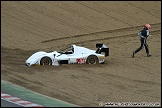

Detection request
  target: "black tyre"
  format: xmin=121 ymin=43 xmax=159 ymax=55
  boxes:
xmin=86 ymin=55 xmax=99 ymax=64
xmin=40 ymin=57 xmax=52 ymax=65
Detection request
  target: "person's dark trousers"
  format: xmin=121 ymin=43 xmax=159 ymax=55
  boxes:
xmin=134 ymin=38 xmax=149 ymax=54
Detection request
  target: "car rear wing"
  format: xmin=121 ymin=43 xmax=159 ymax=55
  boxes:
xmin=96 ymin=44 xmax=109 ymax=57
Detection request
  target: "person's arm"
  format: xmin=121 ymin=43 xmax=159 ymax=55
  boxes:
xmin=146 ymin=30 xmax=151 ymax=37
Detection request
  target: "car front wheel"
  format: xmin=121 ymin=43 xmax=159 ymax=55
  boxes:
xmin=40 ymin=57 xmax=52 ymax=65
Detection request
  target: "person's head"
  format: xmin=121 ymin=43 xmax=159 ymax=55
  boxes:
xmin=144 ymin=24 xmax=151 ymax=30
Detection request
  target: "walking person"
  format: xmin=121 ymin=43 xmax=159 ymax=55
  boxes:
xmin=132 ymin=24 xmax=152 ymax=57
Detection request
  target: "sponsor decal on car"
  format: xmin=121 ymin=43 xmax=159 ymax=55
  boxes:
xmin=76 ymin=58 xmax=86 ymax=64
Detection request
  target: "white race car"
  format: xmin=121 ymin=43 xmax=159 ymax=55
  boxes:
xmin=25 ymin=44 xmax=109 ymax=67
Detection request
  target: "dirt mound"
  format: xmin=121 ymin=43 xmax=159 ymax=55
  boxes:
xmin=1 ymin=1 xmax=161 ymax=107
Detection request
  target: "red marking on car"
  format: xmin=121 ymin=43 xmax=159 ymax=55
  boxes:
xmin=76 ymin=58 xmax=86 ymax=64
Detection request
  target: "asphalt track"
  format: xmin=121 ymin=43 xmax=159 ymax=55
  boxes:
xmin=1 ymin=80 xmax=79 ymax=107
xmin=1 ymin=99 xmax=22 ymax=107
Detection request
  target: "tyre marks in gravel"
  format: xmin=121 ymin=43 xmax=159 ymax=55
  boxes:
xmin=42 ymin=23 xmax=161 ymax=48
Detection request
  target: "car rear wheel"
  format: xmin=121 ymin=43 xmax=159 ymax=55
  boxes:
xmin=86 ymin=55 xmax=99 ymax=64
xmin=40 ymin=57 xmax=52 ymax=65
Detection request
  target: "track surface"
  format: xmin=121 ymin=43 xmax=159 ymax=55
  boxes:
xmin=1 ymin=99 xmax=22 ymax=107
xmin=1 ymin=1 xmax=161 ymax=107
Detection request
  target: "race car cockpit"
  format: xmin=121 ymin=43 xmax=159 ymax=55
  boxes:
xmin=58 ymin=45 xmax=74 ymax=54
